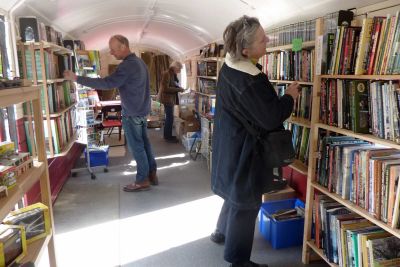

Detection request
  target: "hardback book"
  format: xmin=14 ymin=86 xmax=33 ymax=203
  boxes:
xmin=19 ymin=17 xmax=40 ymax=42
xmin=349 ymin=80 xmax=370 ymax=133
xmin=367 ymin=235 xmax=400 ymax=266
xmin=359 ymin=230 xmax=390 ymax=267
xmin=347 ymin=226 xmax=381 ymax=267
xmin=354 ymin=18 xmax=374 ymax=75
xmin=339 ymin=221 xmax=372 ymax=267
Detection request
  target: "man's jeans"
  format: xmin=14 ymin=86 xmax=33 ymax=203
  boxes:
xmin=122 ymin=116 xmax=157 ymax=182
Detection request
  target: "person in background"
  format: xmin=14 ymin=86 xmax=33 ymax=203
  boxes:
xmin=158 ymin=61 xmax=185 ymax=143
xmin=210 ymin=16 xmax=300 ymax=267
xmin=64 ymin=34 xmax=158 ymax=192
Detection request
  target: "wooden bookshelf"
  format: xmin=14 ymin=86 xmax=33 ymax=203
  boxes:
xmin=290 ymin=159 xmax=308 ymax=175
xmin=19 ymin=40 xmax=76 ymax=157
xmin=302 ymin=17 xmax=324 ymax=265
xmin=21 ymin=234 xmax=53 ymax=265
xmin=315 ymin=123 xmax=400 ymax=150
xmin=302 ymin=7 xmax=400 ymax=266
xmin=306 ymin=240 xmax=339 ymax=267
xmin=0 ymin=85 xmax=40 ymax=107
xmin=312 ymin=182 xmax=400 ymax=237
xmin=0 ymin=162 xmax=45 ymax=220
xmin=192 ymin=90 xmax=216 ymax=97
xmin=194 ymin=54 xmax=223 ymax=171
xmin=266 ymin=40 xmax=315 ymax=53
xmin=0 ymin=85 xmax=57 ymax=266
xmin=320 ymin=74 xmax=400 ymax=80
xmin=24 ymin=41 xmax=72 ymax=55
xmin=270 ymin=80 xmax=314 ymax=86
xmin=197 ymin=75 xmax=217 ymax=80
xmin=264 ymin=33 xmax=314 ymax=177
xmin=38 ymin=78 xmax=66 ymax=84
xmin=49 ymin=103 xmax=76 ymax=118
xmin=53 ymin=132 xmax=78 ymax=158
xmin=197 ymin=57 xmax=224 ymax=61
xmin=286 ymin=117 xmax=311 ymax=128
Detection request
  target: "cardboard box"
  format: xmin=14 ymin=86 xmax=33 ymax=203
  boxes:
xmin=174 ymin=117 xmax=185 ymax=140
xmin=173 ymin=105 xmax=180 ymax=118
xmin=183 ymin=118 xmax=200 ymax=133
xmin=179 ymin=104 xmax=195 ymax=120
xmin=262 ymin=185 xmax=296 ymax=202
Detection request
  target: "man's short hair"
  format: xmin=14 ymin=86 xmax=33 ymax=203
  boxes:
xmin=110 ymin=35 xmax=129 ymax=47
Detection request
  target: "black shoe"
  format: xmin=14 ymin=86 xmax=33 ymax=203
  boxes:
xmin=229 ymin=261 xmax=268 ymax=267
xmin=210 ymin=230 xmax=225 ymax=244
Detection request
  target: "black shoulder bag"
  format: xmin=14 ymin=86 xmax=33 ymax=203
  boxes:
xmin=232 ymin=109 xmax=295 ymax=168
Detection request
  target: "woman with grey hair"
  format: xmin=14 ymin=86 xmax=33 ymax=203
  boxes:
xmin=158 ymin=61 xmax=184 ymax=142
xmin=210 ymin=16 xmax=300 ymax=267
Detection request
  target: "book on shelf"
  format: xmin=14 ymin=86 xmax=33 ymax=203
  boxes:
xmin=314 ymin=132 xmax=400 ymax=229
xmin=19 ymin=17 xmax=40 ymax=42
xmin=263 ymin=49 xmax=314 ymax=82
xmin=24 ymin=109 xmax=75 ymax=155
xmin=265 ymin=19 xmax=316 ymax=47
xmin=323 ymin=11 xmax=400 ymax=75
xmin=286 ymin=124 xmax=310 ymax=165
xmin=323 ymin=10 xmax=354 ymax=34
xmin=367 ymin=236 xmax=400 ymax=266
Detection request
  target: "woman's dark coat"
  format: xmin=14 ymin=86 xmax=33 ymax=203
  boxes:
xmin=211 ymin=54 xmax=294 ymax=209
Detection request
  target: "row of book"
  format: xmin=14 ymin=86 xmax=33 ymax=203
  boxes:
xmin=316 ymin=135 xmax=400 ymax=228
xmin=314 ymin=194 xmax=400 ymax=266
xmin=277 ymin=85 xmax=312 ymax=121
xmin=195 ymin=94 xmax=216 ymax=117
xmin=197 ymin=78 xmax=216 ymax=94
xmin=262 ymin=49 xmax=315 ymax=82
xmin=199 ymin=43 xmax=224 ymax=58
xmin=197 ymin=61 xmax=217 ymax=77
xmin=19 ymin=49 xmax=72 ymax=80
xmin=320 ymin=79 xmax=400 ymax=142
xmin=24 ymin=108 xmax=76 ymax=155
xmin=76 ymin=50 xmax=101 ymax=74
xmin=19 ymin=17 xmax=63 ymax=45
xmin=286 ymin=123 xmax=310 ymax=164
xmin=324 ymin=12 xmax=400 ymax=75
xmin=40 ymin=81 xmax=76 ymax=114
xmin=265 ymin=19 xmax=316 ymax=47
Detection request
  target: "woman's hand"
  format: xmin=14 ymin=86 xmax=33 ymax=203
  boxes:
xmin=285 ymin=82 xmax=301 ymax=100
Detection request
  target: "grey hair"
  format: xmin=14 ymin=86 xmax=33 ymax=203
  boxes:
xmin=170 ymin=61 xmax=183 ymax=69
xmin=223 ymin=15 xmax=261 ymax=60
xmin=110 ymin=34 xmax=129 ymax=47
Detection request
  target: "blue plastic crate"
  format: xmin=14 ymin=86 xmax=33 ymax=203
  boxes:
xmin=259 ymin=198 xmax=305 ymax=249
xmin=84 ymin=147 xmax=109 ymax=167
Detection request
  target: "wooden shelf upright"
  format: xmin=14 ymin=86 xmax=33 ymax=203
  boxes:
xmin=0 ymin=86 xmax=57 ymax=266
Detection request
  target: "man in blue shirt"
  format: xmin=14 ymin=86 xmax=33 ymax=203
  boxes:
xmin=64 ymin=35 xmax=158 ymax=192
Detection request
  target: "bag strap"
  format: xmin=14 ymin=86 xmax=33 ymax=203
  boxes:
xmin=231 ymin=108 xmax=261 ymax=139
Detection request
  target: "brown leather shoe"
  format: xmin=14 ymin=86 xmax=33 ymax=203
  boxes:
xmin=123 ymin=180 xmax=150 ymax=192
xmin=149 ymin=170 xmax=159 ymax=185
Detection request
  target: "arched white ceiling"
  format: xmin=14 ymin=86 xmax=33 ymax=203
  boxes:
xmin=2 ymin=0 xmax=388 ymax=59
